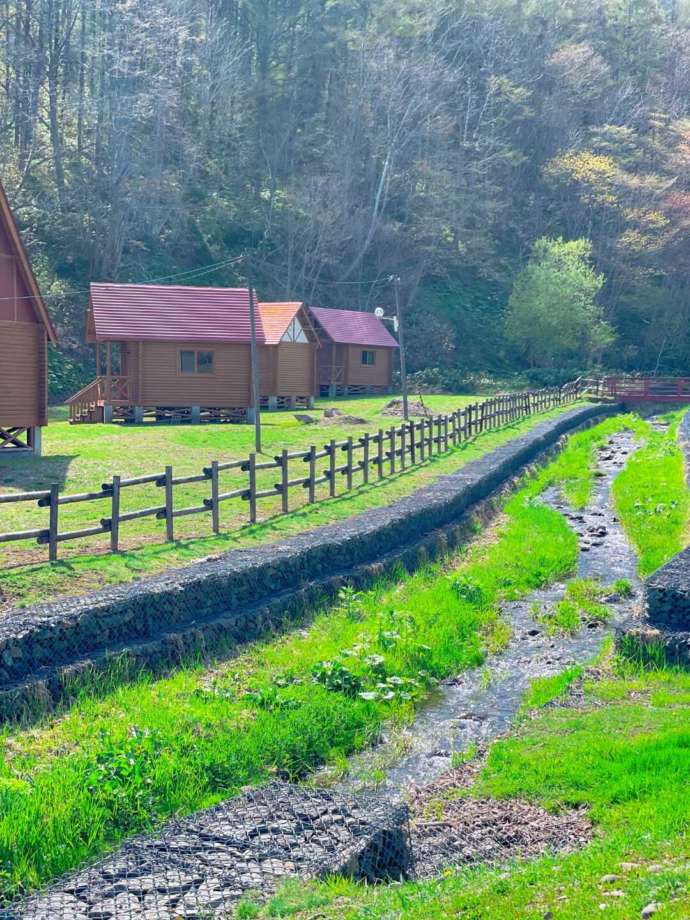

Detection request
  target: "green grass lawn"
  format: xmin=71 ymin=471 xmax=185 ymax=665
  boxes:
xmin=251 ymin=659 xmax=690 ymax=920
xmin=0 ymin=411 xmax=616 ymax=899
xmin=0 ymin=396 xmax=584 ymax=608
xmin=612 ymin=411 xmax=690 ymax=576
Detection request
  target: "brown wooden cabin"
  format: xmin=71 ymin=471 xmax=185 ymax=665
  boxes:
xmin=257 ymin=302 xmax=320 ymax=408
xmin=67 ymin=284 xmax=319 ymax=423
xmin=0 ymin=181 xmax=57 ymax=455
xmin=309 ymin=306 xmax=398 ymax=397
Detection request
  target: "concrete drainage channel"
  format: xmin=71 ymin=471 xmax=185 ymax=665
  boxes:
xmin=2 ymin=404 xmax=637 ymax=920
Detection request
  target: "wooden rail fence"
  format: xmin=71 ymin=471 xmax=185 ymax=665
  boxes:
xmin=0 ymin=383 xmax=585 ymax=563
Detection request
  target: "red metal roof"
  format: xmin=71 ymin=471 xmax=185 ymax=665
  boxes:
xmin=258 ymin=302 xmax=304 ymax=345
xmin=308 ymin=306 xmax=398 ymax=348
xmin=89 ymin=283 xmax=264 ymax=343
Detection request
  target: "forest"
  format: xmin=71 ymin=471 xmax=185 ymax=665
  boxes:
xmin=1 ymin=0 xmax=690 ymax=395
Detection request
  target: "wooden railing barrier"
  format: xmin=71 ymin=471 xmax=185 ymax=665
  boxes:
xmin=0 ymin=381 xmax=585 ymax=562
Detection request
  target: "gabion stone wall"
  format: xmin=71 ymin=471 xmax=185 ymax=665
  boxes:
xmin=6 ymin=784 xmax=410 ymax=920
xmin=646 ymin=547 xmax=690 ymax=630
xmin=0 ymin=403 xmax=618 ymax=721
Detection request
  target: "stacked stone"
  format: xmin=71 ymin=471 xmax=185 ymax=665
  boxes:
xmin=9 ymin=785 xmax=409 ymax=920
xmin=0 ymin=403 xmax=618 ymax=721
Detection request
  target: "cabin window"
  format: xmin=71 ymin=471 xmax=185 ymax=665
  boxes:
xmin=281 ymin=316 xmax=309 ymax=343
xmin=180 ymin=350 xmax=214 ymax=374
xmin=361 ymin=350 xmax=377 ymax=366
xmin=197 ymin=351 xmax=214 ymax=374
xmin=180 ymin=350 xmax=196 ymax=374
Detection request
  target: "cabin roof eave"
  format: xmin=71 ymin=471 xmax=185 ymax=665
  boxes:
xmin=0 ymin=181 xmax=57 ymax=344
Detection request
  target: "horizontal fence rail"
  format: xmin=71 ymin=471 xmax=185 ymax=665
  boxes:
xmin=0 ymin=382 xmax=585 ymax=563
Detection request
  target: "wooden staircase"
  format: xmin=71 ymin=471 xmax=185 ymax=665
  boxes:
xmin=66 ymin=376 xmax=132 ymax=423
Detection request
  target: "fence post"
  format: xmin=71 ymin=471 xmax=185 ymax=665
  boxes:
xmin=443 ymin=415 xmax=449 ymax=451
xmin=110 ymin=474 xmax=121 ymax=551
xmin=362 ymin=433 xmax=370 ymax=484
xmin=48 ymin=482 xmax=59 ymax=562
xmin=419 ymin=420 xmax=426 ymax=461
xmin=346 ymin=437 xmax=354 ymax=490
xmin=281 ymin=449 xmax=290 ymax=511
xmin=164 ymin=465 xmax=174 ymax=541
xmin=248 ymin=453 xmax=258 ymax=523
xmin=377 ymin=429 xmax=384 ymax=479
xmin=211 ymin=461 xmax=220 ymax=533
xmin=308 ymin=444 xmax=316 ymax=503
xmin=468 ymin=404 xmax=474 ymax=439
xmin=410 ymin=420 xmax=417 ymax=464
xmin=400 ymin=424 xmax=407 ymax=470
xmin=426 ymin=418 xmax=433 ymax=456
xmin=389 ymin=426 xmax=396 ymax=474
xmin=328 ymin=440 xmax=336 ymax=498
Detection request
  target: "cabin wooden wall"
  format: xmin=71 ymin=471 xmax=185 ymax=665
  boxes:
xmin=316 ymin=343 xmax=345 ymax=386
xmin=0 ymin=214 xmax=47 ymax=427
xmin=258 ymin=346 xmax=275 ymax=396
xmin=345 ymin=345 xmax=393 ymax=388
xmin=138 ymin=341 xmax=252 ymax=407
xmin=273 ymin=343 xmax=315 ymax=395
xmin=0 ymin=321 xmax=46 ymax=426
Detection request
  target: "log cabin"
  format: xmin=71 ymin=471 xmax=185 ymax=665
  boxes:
xmin=68 ymin=284 xmax=319 ymax=423
xmin=309 ymin=306 xmax=398 ymax=396
xmin=0 ymin=181 xmax=57 ymax=455
xmin=257 ymin=302 xmax=319 ymax=408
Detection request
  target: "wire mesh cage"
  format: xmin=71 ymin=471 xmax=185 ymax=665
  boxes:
xmin=3 ymin=783 xmax=411 ymax=919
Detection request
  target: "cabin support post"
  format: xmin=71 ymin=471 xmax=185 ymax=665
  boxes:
xmin=191 ymin=405 xmax=201 ymax=424
xmin=29 ymin=426 xmax=43 ymax=457
xmin=103 ymin=404 xmax=113 ymax=424
xmin=307 ymin=396 xmax=315 ymax=409
xmin=134 ymin=406 xmax=144 ymax=424
xmin=328 ymin=384 xmax=336 ymax=398
xmin=268 ymin=396 xmax=278 ymax=411
xmin=246 ymin=407 xmax=256 ymax=424
xmin=287 ymin=396 xmax=296 ymax=409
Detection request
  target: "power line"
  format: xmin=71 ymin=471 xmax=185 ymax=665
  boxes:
xmin=0 ymin=253 xmax=247 ymax=303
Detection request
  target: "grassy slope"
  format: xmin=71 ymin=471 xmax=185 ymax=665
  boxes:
xmin=0 ymin=413 xmax=632 ymax=899
xmin=0 ymin=399 xmax=582 ymax=608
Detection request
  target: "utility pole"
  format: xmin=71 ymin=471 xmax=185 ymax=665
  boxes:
xmin=247 ymin=276 xmax=262 ymax=453
xmin=394 ymin=275 xmax=409 ymax=421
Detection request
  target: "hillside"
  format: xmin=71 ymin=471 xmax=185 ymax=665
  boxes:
xmin=2 ymin=1 xmax=690 ymax=394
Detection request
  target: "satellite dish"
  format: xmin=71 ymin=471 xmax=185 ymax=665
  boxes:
xmin=374 ymin=307 xmax=385 ymax=318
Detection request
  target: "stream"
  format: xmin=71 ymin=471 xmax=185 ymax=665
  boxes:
xmin=335 ymin=427 xmax=643 ymax=799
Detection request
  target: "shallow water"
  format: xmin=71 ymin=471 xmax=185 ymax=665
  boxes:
xmin=336 ymin=429 xmax=642 ymax=798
